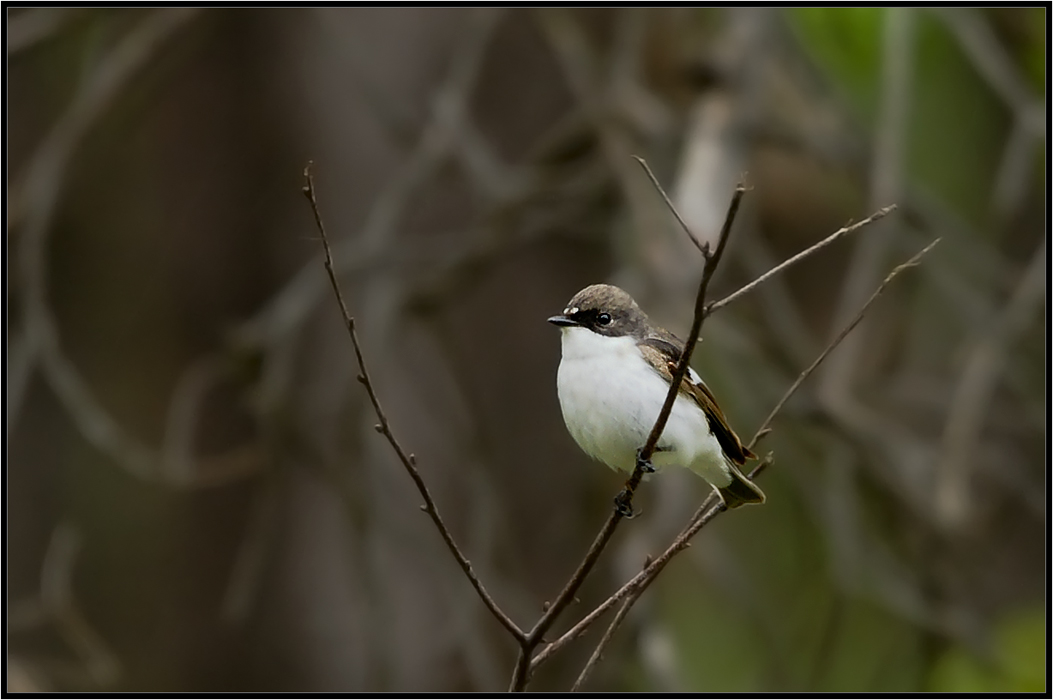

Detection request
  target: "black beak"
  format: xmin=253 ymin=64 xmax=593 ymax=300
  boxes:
xmin=547 ymin=314 xmax=578 ymax=327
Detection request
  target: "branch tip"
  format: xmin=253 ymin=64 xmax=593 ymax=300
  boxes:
xmin=706 ymin=202 xmax=900 ymax=317
xmin=632 ymin=155 xmax=708 ymax=255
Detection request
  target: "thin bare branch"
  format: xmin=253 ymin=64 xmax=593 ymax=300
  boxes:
xmin=641 ymin=180 xmax=745 ymax=458
xmin=751 ymin=238 xmax=941 ymax=445
xmin=530 ymin=481 xmax=734 ymax=669
xmin=570 ymin=594 xmax=635 ymax=691
xmin=508 ymin=513 xmax=621 ymax=688
xmin=706 ymin=205 xmax=897 ymax=317
xmin=302 ymin=164 xmax=525 ymax=643
xmin=632 ymin=155 xmax=707 ymax=254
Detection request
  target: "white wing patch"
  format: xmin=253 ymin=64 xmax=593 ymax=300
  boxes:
xmin=687 ymin=366 xmax=712 ymax=393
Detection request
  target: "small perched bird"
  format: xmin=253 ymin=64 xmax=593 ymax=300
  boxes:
xmin=548 ymin=284 xmax=765 ymax=509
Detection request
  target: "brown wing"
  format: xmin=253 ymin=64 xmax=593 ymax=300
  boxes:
xmin=638 ymin=340 xmax=755 ymax=465
xmin=687 ymin=378 xmax=755 ymax=464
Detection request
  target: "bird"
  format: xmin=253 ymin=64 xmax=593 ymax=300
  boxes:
xmin=548 ymin=283 xmax=765 ymax=510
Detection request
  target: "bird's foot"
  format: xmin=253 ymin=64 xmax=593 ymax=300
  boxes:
xmin=635 ymin=448 xmax=656 ymax=474
xmin=614 ymin=489 xmax=637 ymax=518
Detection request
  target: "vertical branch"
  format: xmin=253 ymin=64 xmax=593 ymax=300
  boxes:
xmin=639 ymin=170 xmax=746 ymax=461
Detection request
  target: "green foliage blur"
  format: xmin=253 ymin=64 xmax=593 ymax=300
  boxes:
xmin=929 ymin=608 xmax=1046 ymax=692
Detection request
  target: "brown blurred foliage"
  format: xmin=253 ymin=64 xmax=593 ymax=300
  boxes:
xmin=6 ymin=7 xmax=1046 ymax=693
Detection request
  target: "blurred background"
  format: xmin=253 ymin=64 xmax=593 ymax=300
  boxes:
xmin=6 ymin=7 xmax=1046 ymax=693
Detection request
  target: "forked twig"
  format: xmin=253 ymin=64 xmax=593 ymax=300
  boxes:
xmin=632 ymin=155 xmax=708 ymax=254
xmin=530 ymin=458 xmax=758 ymax=671
xmin=705 ymin=206 xmax=898 ymax=317
xmin=302 ymin=164 xmax=525 ymax=643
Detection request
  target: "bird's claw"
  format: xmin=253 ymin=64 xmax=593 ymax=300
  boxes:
xmin=635 ymin=448 xmax=656 ymax=474
xmin=614 ymin=490 xmax=638 ymax=518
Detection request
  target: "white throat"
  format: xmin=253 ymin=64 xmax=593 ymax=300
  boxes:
xmin=558 ymin=326 xmax=638 ymax=360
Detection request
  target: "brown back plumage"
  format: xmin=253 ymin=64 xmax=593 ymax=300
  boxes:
xmin=637 ymin=336 xmax=755 ymax=465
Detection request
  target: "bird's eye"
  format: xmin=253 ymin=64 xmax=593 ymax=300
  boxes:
xmin=597 ymin=313 xmax=612 ymax=326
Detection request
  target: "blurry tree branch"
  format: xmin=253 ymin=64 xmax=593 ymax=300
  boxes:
xmin=934 ymin=9 xmax=1045 ymax=221
xmin=8 ymin=524 xmax=121 ymax=688
xmin=235 ymin=8 xmax=504 ymax=401
xmin=817 ymin=8 xmax=914 ymax=420
xmin=6 ymin=7 xmax=82 ymax=55
xmin=12 ymin=7 xmax=259 ymax=489
xmin=935 ymin=237 xmax=1045 ymax=530
xmin=536 ymin=8 xmax=670 ymax=260
xmin=935 ymin=8 xmax=1045 ymax=131
xmin=7 ymin=330 xmax=35 ymax=434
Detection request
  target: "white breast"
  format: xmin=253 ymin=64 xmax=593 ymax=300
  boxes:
xmin=555 ymin=327 xmax=731 ymax=487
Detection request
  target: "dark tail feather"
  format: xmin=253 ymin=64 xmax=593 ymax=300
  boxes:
xmin=717 ymin=464 xmax=765 ymax=508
